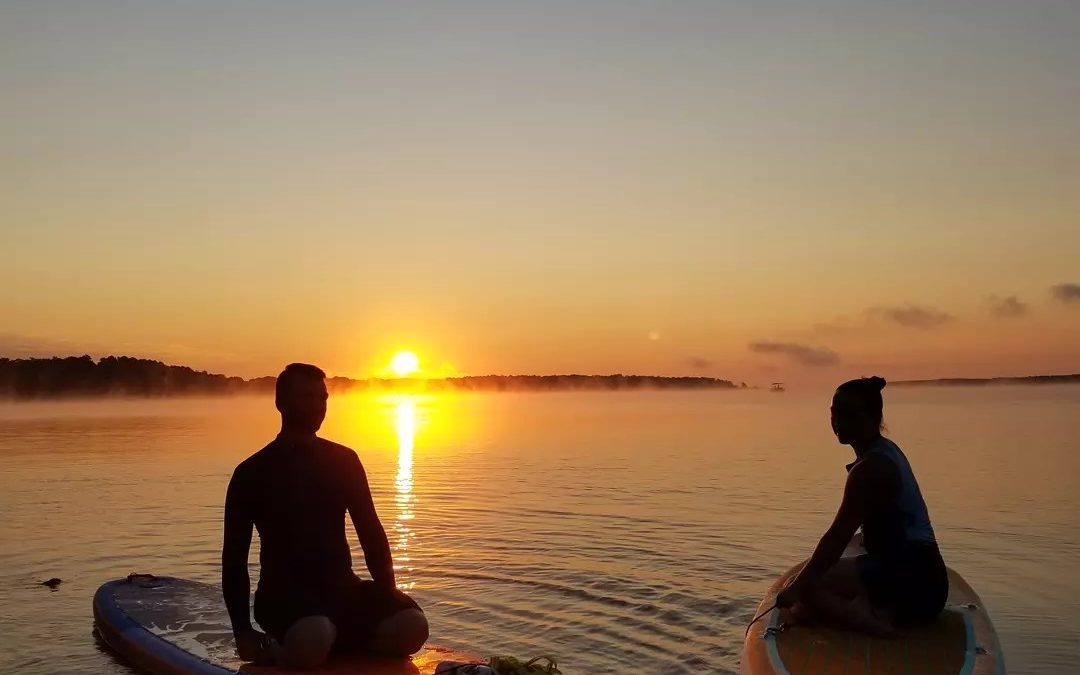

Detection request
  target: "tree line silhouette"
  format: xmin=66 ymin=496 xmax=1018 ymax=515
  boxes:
xmin=0 ymin=356 xmax=743 ymax=399
xmin=0 ymin=356 xmax=246 ymax=398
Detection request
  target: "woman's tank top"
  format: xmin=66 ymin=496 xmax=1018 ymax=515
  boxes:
xmin=850 ymin=436 xmax=936 ymax=556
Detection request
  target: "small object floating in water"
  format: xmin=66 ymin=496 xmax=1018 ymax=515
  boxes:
xmin=740 ymin=540 xmax=1006 ymax=674
xmin=94 ymin=574 xmax=480 ymax=674
xmin=41 ymin=577 xmax=63 ymax=589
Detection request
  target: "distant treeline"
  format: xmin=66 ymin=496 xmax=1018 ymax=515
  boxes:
xmin=327 ymin=374 xmax=742 ymax=393
xmin=0 ymin=356 xmax=742 ymax=399
xmin=0 ymin=356 xmax=247 ymax=398
xmin=893 ymin=374 xmax=1080 ymax=387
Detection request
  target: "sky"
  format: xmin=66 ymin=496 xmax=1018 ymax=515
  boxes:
xmin=2 ymin=1 xmax=1079 ymax=384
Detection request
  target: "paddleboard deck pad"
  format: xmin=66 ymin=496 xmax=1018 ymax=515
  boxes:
xmin=94 ymin=574 xmax=478 ymax=674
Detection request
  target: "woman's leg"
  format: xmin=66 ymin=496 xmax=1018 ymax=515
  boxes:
xmin=797 ymin=557 xmax=895 ymax=636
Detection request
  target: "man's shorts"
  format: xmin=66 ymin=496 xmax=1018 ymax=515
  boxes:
xmin=254 ymin=575 xmax=421 ymax=650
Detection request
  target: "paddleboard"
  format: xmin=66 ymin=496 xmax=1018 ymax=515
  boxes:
xmin=741 ymin=544 xmax=1005 ymax=675
xmin=94 ymin=574 xmax=479 ymax=675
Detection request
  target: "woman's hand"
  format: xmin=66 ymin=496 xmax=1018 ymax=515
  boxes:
xmin=776 ymin=585 xmax=801 ymax=609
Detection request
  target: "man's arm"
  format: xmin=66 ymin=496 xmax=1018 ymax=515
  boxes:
xmin=344 ymin=452 xmax=396 ymax=589
xmin=222 ymin=466 xmax=255 ymax=635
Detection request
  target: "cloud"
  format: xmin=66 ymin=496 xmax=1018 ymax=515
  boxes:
xmin=988 ymin=295 xmax=1028 ymax=318
xmin=685 ymin=356 xmax=714 ymax=370
xmin=748 ymin=341 xmax=840 ymax=367
xmin=812 ymin=304 xmax=954 ymax=336
xmin=1051 ymin=283 xmax=1080 ymax=304
xmin=811 ymin=315 xmax=866 ymax=337
xmin=0 ymin=333 xmax=84 ymax=358
xmin=870 ymin=305 xmax=954 ymax=329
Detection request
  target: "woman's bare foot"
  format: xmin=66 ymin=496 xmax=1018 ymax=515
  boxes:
xmin=792 ymin=601 xmax=817 ymax=625
xmin=778 ymin=606 xmax=796 ymax=626
xmin=845 ymin=596 xmax=896 ymax=637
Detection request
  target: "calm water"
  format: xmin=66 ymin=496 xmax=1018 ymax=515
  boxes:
xmin=1 ymin=387 xmax=1078 ymax=674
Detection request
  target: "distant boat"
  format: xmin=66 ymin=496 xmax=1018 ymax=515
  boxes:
xmin=770 ymin=382 xmax=786 ymax=393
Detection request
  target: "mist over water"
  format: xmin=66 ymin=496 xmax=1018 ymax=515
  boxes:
xmin=1 ymin=387 xmax=1078 ymax=673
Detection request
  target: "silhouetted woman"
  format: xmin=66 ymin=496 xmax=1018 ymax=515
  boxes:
xmin=776 ymin=377 xmax=948 ymax=635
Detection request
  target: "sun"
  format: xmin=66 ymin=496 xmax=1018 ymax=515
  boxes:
xmin=389 ymin=351 xmax=421 ymax=378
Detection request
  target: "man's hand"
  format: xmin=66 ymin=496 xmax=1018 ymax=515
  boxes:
xmin=235 ymin=627 xmax=277 ymax=663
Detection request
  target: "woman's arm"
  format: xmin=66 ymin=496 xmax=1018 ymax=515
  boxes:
xmin=781 ymin=455 xmax=892 ymax=602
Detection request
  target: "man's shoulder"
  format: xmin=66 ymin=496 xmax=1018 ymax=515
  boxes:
xmin=315 ymin=437 xmax=360 ymax=463
xmin=231 ymin=440 xmax=280 ymax=476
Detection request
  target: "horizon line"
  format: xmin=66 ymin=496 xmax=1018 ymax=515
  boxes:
xmin=2 ymin=354 xmax=1080 ymax=389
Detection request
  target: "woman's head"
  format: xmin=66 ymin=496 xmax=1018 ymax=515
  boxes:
xmin=831 ymin=376 xmax=887 ymax=445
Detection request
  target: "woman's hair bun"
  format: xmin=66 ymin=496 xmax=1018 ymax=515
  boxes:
xmin=867 ymin=376 xmax=887 ymax=391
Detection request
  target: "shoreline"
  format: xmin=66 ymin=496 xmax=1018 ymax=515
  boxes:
xmin=893 ymin=374 xmax=1080 ymax=387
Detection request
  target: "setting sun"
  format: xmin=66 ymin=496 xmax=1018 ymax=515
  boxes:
xmin=389 ymin=351 xmax=420 ymax=378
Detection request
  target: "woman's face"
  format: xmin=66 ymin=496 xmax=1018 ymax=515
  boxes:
xmin=830 ymin=390 xmax=870 ymax=445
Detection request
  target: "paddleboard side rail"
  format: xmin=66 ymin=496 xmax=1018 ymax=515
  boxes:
xmin=761 ymin=607 xmax=792 ymax=675
xmin=93 ymin=576 xmax=238 ymax=675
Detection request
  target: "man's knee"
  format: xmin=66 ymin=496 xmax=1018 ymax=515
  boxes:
xmin=282 ymin=615 xmax=337 ymax=669
xmin=374 ymin=608 xmax=429 ymax=656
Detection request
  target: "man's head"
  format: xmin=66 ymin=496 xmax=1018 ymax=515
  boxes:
xmin=275 ymin=363 xmax=328 ymax=434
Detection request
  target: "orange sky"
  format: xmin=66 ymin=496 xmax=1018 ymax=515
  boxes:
xmin=3 ymin=2 xmax=1079 ymax=385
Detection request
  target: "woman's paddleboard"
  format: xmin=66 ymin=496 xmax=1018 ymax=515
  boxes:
xmin=94 ymin=574 xmax=479 ymax=675
xmin=741 ymin=545 xmax=1005 ymax=675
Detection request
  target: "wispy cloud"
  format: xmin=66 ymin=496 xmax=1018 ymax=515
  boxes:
xmin=988 ymin=295 xmax=1028 ymax=318
xmin=1051 ymin=283 xmax=1080 ymax=304
xmin=811 ymin=315 xmax=866 ymax=337
xmin=0 ymin=333 xmax=84 ymax=358
xmin=685 ymin=356 xmax=714 ymax=370
xmin=812 ymin=304 xmax=956 ymax=336
xmin=748 ymin=341 xmax=840 ymax=367
xmin=869 ymin=305 xmax=954 ymax=329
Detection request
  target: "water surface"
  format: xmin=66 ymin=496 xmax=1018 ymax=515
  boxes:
xmin=1 ymin=387 xmax=1077 ymax=673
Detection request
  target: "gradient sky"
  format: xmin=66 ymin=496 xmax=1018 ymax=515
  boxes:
xmin=3 ymin=1 xmax=1079 ymax=384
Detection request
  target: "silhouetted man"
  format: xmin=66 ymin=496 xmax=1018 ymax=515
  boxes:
xmin=222 ymin=363 xmax=428 ymax=668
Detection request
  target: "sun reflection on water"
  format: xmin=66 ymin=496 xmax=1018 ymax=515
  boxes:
xmin=393 ymin=395 xmax=417 ymax=589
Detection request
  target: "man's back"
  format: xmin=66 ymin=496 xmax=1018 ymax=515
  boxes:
xmin=227 ymin=437 xmax=359 ymax=596
xmin=222 ymin=364 xmax=425 ymax=666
